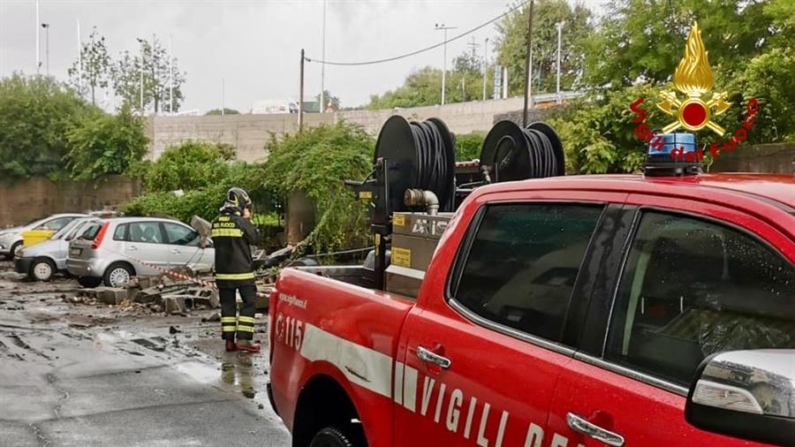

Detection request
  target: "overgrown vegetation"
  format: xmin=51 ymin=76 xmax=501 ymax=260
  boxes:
xmin=0 ymin=74 xmax=149 ymax=182
xmin=261 ymin=121 xmax=374 ymax=254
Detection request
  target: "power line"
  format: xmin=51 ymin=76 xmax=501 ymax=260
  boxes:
xmin=304 ymin=0 xmax=530 ymax=67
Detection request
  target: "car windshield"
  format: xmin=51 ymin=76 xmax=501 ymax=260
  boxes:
xmin=52 ymin=219 xmax=83 ymax=240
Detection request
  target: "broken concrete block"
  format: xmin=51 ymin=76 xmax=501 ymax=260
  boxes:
xmin=163 ymin=296 xmax=186 ymax=314
xmin=98 ymin=287 xmax=127 ymax=305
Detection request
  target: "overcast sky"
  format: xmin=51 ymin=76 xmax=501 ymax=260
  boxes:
xmin=0 ymin=0 xmax=608 ymax=113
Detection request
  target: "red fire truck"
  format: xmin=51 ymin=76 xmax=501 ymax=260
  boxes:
xmin=267 ymin=118 xmax=795 ymax=447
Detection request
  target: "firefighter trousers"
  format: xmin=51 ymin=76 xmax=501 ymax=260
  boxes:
xmin=219 ymin=284 xmax=257 ymax=341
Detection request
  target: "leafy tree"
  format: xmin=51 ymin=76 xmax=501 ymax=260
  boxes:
xmin=205 ymin=108 xmax=240 ymax=115
xmin=495 ymin=0 xmax=593 ymax=96
xmin=67 ymin=28 xmax=111 ymax=106
xmin=0 ymin=74 xmax=99 ymax=181
xmin=65 ymin=105 xmax=149 ymax=181
xmin=141 ymin=141 xmax=235 ymax=193
xmin=368 ymin=60 xmax=493 ymax=109
xmin=584 ymin=0 xmax=772 ymax=89
xmin=112 ymin=35 xmax=186 ymax=113
xmin=262 ymin=121 xmax=374 ymax=253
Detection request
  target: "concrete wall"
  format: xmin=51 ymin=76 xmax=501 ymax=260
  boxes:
xmin=146 ymin=97 xmax=529 ymax=162
xmin=148 ymin=113 xmax=333 ymax=162
xmin=709 ymin=143 xmax=795 ymax=174
xmin=0 ymin=176 xmax=142 ymax=228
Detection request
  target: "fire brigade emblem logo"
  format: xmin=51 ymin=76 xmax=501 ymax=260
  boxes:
xmin=656 ymin=21 xmax=731 ymax=136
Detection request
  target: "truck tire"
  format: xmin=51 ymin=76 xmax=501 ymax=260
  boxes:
xmin=309 ymin=427 xmax=359 ymax=447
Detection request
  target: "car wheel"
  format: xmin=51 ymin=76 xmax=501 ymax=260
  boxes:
xmin=30 ymin=258 xmax=56 ymax=282
xmin=103 ymin=263 xmax=134 ymax=288
xmin=309 ymin=427 xmax=361 ymax=447
xmin=77 ymin=276 xmax=102 ymax=288
xmin=10 ymin=241 xmax=22 ymax=259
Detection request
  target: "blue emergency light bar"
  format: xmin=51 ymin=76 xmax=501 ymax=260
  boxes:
xmin=643 ymin=131 xmax=702 ymax=176
xmin=650 ymin=132 xmax=697 ymax=157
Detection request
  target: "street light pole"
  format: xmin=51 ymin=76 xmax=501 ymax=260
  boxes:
xmin=522 ymin=0 xmax=535 ymax=127
xmin=136 ymin=38 xmax=145 ymax=114
xmin=435 ymin=23 xmax=456 ymax=106
xmin=41 ymin=23 xmax=50 ymax=76
xmin=482 ymin=37 xmax=489 ymax=101
xmin=556 ymin=21 xmax=565 ymax=104
xmin=320 ymin=0 xmax=327 ymax=113
xmin=35 ymin=0 xmax=40 ymax=74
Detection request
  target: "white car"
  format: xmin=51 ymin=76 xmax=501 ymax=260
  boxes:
xmin=14 ymin=217 xmax=99 ymax=281
xmin=0 ymin=213 xmax=87 ymax=260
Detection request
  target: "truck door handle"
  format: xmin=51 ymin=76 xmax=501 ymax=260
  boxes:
xmin=416 ymin=346 xmax=451 ymax=369
xmin=566 ymin=412 xmax=625 ymax=447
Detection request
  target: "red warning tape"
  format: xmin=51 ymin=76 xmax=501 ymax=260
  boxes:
xmin=126 ymin=256 xmax=271 ymax=298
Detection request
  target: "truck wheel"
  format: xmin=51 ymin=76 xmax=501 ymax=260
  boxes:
xmin=30 ymin=258 xmax=56 ymax=281
xmin=309 ymin=427 xmax=359 ymax=447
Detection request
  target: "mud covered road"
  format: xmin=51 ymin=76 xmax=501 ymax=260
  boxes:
xmin=0 ymin=260 xmax=290 ymax=447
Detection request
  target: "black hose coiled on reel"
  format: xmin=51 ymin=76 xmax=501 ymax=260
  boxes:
xmin=480 ymin=120 xmax=565 ymax=182
xmin=374 ymin=116 xmax=456 ymax=213
xmin=412 ymin=120 xmax=453 ymax=208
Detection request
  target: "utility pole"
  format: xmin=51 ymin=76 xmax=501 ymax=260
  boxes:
xmin=299 ymin=49 xmax=305 ymax=132
xmin=41 ymin=23 xmax=50 ymax=75
xmin=435 ymin=23 xmax=456 ymax=106
xmin=522 ymin=0 xmax=535 ymax=127
xmin=482 ymin=37 xmax=489 ymax=101
xmin=35 ymin=0 xmax=40 ymax=74
xmin=221 ymin=78 xmax=225 ymax=116
xmin=556 ymin=21 xmax=565 ymax=104
xmin=169 ymin=34 xmax=174 ymax=114
xmin=467 ymin=36 xmax=479 ymax=58
xmin=320 ymin=0 xmax=327 ymax=113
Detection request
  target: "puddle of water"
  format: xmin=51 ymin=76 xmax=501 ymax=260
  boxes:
xmin=173 ymin=360 xmax=221 ymax=384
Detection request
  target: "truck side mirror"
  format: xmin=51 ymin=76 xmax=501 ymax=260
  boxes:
xmin=685 ymin=350 xmax=795 ymax=447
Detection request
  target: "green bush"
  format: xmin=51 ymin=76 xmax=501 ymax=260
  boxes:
xmin=262 ymin=121 xmax=374 ymax=254
xmin=141 ymin=140 xmax=236 ymax=193
xmin=455 ymin=132 xmax=485 ymax=161
xmin=122 ymin=161 xmax=271 ymax=223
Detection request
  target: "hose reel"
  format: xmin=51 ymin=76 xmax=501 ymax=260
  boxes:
xmin=346 ymin=116 xmax=566 ymax=232
xmin=479 ymin=120 xmax=565 ymax=183
xmin=373 ymin=115 xmax=457 ymax=214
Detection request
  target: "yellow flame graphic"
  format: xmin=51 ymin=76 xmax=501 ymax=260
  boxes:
xmin=673 ymin=22 xmax=714 ymax=96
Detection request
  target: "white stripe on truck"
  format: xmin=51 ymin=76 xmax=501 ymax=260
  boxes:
xmin=300 ymin=323 xmax=394 ymax=398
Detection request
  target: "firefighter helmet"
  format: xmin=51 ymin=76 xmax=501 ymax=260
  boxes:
xmin=222 ymin=187 xmax=252 ymax=213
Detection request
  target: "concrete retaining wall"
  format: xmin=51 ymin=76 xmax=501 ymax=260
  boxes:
xmin=0 ymin=176 xmax=142 ymax=228
xmin=147 ymin=97 xmax=530 ymax=162
xmin=709 ymin=143 xmax=795 ymax=174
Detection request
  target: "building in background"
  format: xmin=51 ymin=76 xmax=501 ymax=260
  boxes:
xmin=250 ymin=98 xmax=321 ymax=114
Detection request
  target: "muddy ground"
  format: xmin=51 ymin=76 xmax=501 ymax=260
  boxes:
xmin=0 ymin=259 xmax=290 ymax=447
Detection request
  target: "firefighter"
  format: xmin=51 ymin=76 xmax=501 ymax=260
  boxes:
xmin=212 ymin=187 xmax=261 ymax=353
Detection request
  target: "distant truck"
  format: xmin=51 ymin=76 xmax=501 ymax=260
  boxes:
xmin=266 ymin=119 xmax=795 ymax=447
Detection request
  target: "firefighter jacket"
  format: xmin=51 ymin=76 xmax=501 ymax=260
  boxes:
xmin=211 ymin=212 xmax=260 ymax=286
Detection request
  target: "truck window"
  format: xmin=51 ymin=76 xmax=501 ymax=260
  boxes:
xmin=451 ymin=203 xmax=604 ymax=343
xmin=606 ymin=211 xmax=795 ymax=387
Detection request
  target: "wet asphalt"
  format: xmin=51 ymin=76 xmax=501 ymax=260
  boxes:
xmin=0 ymin=261 xmax=291 ymax=447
